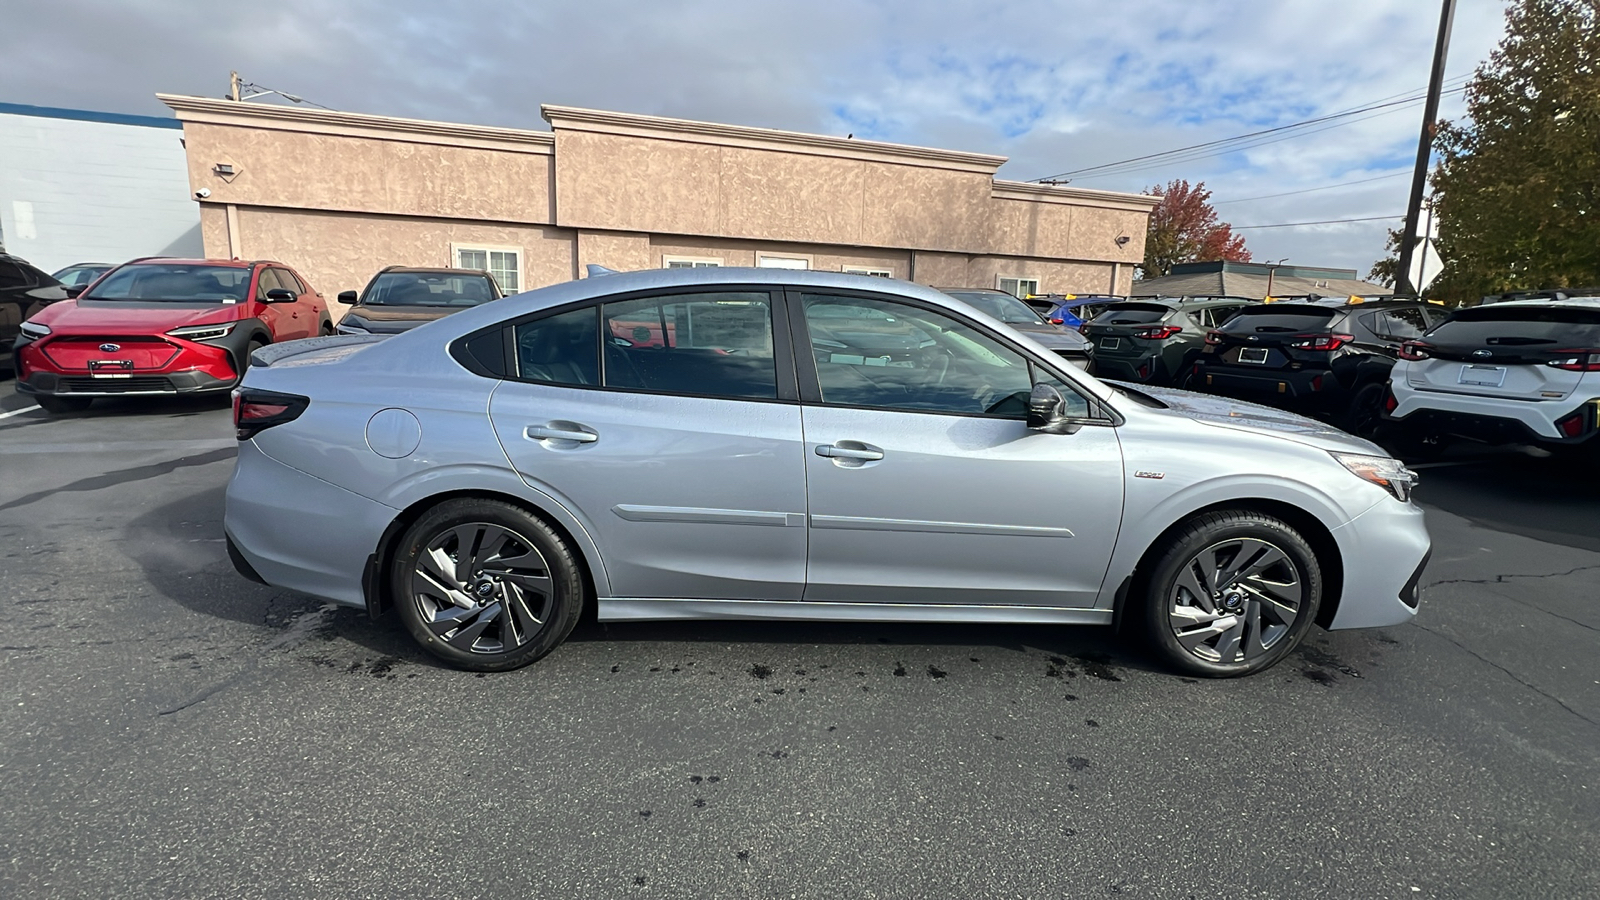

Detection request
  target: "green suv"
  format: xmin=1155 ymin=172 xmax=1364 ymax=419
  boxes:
xmin=1079 ymin=297 xmax=1251 ymax=386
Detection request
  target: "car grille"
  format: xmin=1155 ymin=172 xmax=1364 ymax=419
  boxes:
xmin=58 ymin=377 xmax=175 ymax=394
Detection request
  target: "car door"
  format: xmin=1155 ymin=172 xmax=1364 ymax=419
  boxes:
xmin=487 ymin=289 xmax=809 ymax=601
xmin=792 ymin=291 xmax=1125 ymax=608
xmin=268 ymin=267 xmax=315 ymax=339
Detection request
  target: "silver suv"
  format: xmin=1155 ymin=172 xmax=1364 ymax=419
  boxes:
xmin=1384 ymin=298 xmax=1600 ymax=455
xmin=223 ymin=268 xmax=1429 ymax=678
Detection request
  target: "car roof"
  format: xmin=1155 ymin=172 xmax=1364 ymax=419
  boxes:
xmin=378 ymin=267 xmax=495 ymax=276
xmin=122 ymin=257 xmax=262 ymax=268
xmin=1487 ymin=297 xmax=1600 ymax=310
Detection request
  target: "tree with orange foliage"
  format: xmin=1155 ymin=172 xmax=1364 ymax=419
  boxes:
xmin=1140 ymin=179 xmax=1251 ymax=279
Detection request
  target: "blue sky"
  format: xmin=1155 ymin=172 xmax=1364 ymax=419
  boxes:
xmin=0 ymin=0 xmax=1513 ymax=276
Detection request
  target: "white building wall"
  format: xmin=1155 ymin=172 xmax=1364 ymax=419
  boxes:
xmin=0 ymin=108 xmax=202 ymax=274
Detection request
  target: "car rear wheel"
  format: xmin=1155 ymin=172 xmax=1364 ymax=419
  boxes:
xmin=35 ymin=395 xmax=92 ymax=414
xmin=1139 ymin=511 xmax=1321 ymax=677
xmin=1343 ymin=382 xmax=1386 ymax=438
xmin=390 ymin=498 xmax=583 ymax=672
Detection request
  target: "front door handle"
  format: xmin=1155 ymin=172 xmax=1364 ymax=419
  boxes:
xmin=815 ymin=442 xmax=884 ymax=461
xmin=527 ymin=424 xmax=598 ymax=443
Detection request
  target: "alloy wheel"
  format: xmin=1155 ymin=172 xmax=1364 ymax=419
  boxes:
xmin=1167 ymin=537 xmax=1306 ymax=665
xmin=409 ymin=522 xmax=554 ymax=655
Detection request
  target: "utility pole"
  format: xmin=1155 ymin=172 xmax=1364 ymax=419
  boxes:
xmin=1395 ymin=0 xmax=1457 ymax=297
xmin=229 ymin=71 xmax=241 ymax=102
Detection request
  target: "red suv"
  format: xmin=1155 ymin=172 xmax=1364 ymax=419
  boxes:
xmin=13 ymin=258 xmax=331 ymax=413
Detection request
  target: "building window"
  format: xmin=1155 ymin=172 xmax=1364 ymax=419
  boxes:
xmin=842 ymin=266 xmax=893 ymax=278
xmin=663 ymin=256 xmax=723 ymax=269
xmin=757 ymin=254 xmax=810 ymax=270
xmin=453 ymin=244 xmax=522 ymax=293
xmin=998 ymin=276 xmax=1040 ymax=298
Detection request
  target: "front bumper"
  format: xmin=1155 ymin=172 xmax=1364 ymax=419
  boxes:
xmin=17 ymin=368 xmax=237 ymax=396
xmin=1326 ymin=497 xmax=1430 ymax=629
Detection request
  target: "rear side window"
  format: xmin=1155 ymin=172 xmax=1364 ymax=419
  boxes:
xmin=514 ymin=306 xmax=600 ymax=386
xmin=0 ymin=261 xmax=33 ymax=289
xmin=1093 ymin=304 xmax=1173 ymax=325
xmin=601 ymin=292 xmax=777 ymax=399
xmin=1428 ymin=306 xmax=1600 ymax=346
xmin=1219 ymin=306 xmax=1341 ymax=334
xmin=1363 ymin=308 xmax=1427 ymax=340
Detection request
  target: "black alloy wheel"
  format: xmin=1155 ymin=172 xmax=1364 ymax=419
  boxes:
xmin=391 ymin=498 xmax=583 ymax=672
xmin=1343 ymin=382 xmax=1387 ymax=439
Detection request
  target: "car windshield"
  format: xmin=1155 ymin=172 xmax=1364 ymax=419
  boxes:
xmin=947 ymin=291 xmax=1046 ymax=324
xmin=1427 ymin=306 xmax=1600 ymax=346
xmin=81 ymin=264 xmax=252 ymax=302
xmin=1092 ymin=303 xmax=1174 ymax=325
xmin=362 ymin=272 xmax=497 ymax=307
xmin=1219 ymin=306 xmax=1342 ymax=333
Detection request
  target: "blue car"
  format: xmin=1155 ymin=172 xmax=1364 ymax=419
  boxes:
xmin=1038 ymin=295 xmax=1121 ymax=329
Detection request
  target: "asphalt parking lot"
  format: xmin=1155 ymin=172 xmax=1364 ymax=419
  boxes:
xmin=1 ymin=385 xmax=1596 ymax=899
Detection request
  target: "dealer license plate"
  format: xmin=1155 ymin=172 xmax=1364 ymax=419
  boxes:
xmin=1238 ymin=348 xmax=1269 ymax=365
xmin=1099 ymin=337 xmax=1121 ymax=350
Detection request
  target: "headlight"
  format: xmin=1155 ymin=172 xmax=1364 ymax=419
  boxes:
xmin=336 ymin=322 xmax=369 ymax=335
xmin=1332 ymin=452 xmax=1418 ymax=502
xmin=19 ymin=321 xmax=51 ymax=340
xmin=166 ymin=323 xmax=237 ymax=341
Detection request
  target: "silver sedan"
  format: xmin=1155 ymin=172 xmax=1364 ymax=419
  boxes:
xmin=224 ymin=268 xmax=1429 ymax=677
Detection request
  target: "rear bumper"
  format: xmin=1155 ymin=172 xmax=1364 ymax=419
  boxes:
xmin=224 ymin=441 xmax=397 ymax=609
xmin=1326 ymin=498 xmax=1430 ymax=629
xmin=1196 ymin=363 xmax=1348 ymax=405
xmin=1389 ymin=384 xmax=1598 ymax=444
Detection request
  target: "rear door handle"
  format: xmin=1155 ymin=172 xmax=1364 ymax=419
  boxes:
xmin=526 ymin=424 xmax=598 ymax=443
xmin=815 ymin=442 xmax=884 ymax=461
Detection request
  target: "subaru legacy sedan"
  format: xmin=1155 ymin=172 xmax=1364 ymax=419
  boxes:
xmin=224 ymin=269 xmax=1428 ymax=678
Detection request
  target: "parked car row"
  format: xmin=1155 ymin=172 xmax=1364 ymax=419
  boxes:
xmin=9 ymin=257 xmax=503 ymax=413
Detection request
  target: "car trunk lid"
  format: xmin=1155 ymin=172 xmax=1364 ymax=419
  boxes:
xmin=1403 ymin=305 xmax=1600 ymax=401
xmin=1205 ymin=305 xmax=1348 ymax=371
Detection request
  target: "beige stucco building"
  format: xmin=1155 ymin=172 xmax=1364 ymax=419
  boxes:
xmin=157 ymin=94 xmax=1156 ymax=311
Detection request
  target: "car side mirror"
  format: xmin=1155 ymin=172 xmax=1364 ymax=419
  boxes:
xmin=264 ymin=288 xmax=297 ymax=302
xmin=1028 ymin=383 xmax=1087 ymax=434
xmin=337 ymin=290 xmax=358 ymax=304
xmin=63 ymin=284 xmax=87 ymax=299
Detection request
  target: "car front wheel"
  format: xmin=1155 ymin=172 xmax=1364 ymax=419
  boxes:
xmin=390 ymin=498 xmax=584 ymax=672
xmin=1140 ymin=511 xmax=1322 ymax=677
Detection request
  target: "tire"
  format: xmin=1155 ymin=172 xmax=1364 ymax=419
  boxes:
xmin=1139 ymin=510 xmax=1322 ymax=677
xmin=1342 ymin=382 xmax=1386 ymax=439
xmin=390 ymin=498 xmax=584 ymax=672
xmin=319 ymin=321 xmax=334 ymax=336
xmin=35 ymin=394 xmax=92 ymax=414
xmin=238 ymin=339 xmax=268 ymax=377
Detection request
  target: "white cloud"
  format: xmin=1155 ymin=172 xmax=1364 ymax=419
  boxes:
xmin=0 ymin=0 xmax=1512 ymax=275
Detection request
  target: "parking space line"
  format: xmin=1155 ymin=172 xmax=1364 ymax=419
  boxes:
xmin=0 ymin=405 xmax=41 ymax=420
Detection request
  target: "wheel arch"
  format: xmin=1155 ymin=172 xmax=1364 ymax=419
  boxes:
xmin=363 ymin=488 xmax=603 ymax=620
xmin=1114 ymin=497 xmax=1346 ymax=631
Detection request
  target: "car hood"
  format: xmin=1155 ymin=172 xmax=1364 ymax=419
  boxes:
xmin=1124 ymin=383 xmax=1387 ymax=456
xmin=1005 ymin=321 xmax=1092 ymax=350
xmin=28 ymin=299 xmax=242 ymax=332
xmin=342 ymin=304 xmax=460 ymax=334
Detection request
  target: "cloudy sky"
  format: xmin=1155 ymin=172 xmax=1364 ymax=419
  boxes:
xmin=1 ymin=0 xmax=1512 ymax=276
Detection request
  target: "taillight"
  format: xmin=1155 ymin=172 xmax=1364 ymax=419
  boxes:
xmin=233 ymin=388 xmax=310 ymax=440
xmin=1547 ymin=350 xmax=1600 ymax=372
xmin=1398 ymin=341 xmax=1432 ymax=361
xmin=1204 ymin=330 xmax=1225 ymax=346
xmin=1050 ymin=318 xmax=1064 ymax=325
xmin=1289 ymin=333 xmax=1354 ymax=351
xmin=1134 ymin=325 xmax=1183 ymax=340
xmin=1384 ymin=389 xmax=1398 ymax=413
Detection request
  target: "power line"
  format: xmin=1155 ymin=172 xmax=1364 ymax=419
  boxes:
xmin=1232 ymin=215 xmax=1400 ymax=229
xmin=1214 ymin=171 xmax=1411 ymax=205
xmin=1028 ymin=77 xmax=1469 ymax=183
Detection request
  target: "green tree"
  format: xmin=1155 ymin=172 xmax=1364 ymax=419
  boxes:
xmin=1419 ymin=0 xmax=1600 ymax=302
xmin=1139 ymin=179 xmax=1251 ymax=279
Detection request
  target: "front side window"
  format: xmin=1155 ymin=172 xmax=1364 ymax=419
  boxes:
xmin=802 ymin=293 xmax=1071 ymax=418
xmin=274 ymin=269 xmax=303 ymax=294
xmin=601 ymin=292 xmax=777 ymax=399
xmin=84 ymin=263 xmax=253 ymax=303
